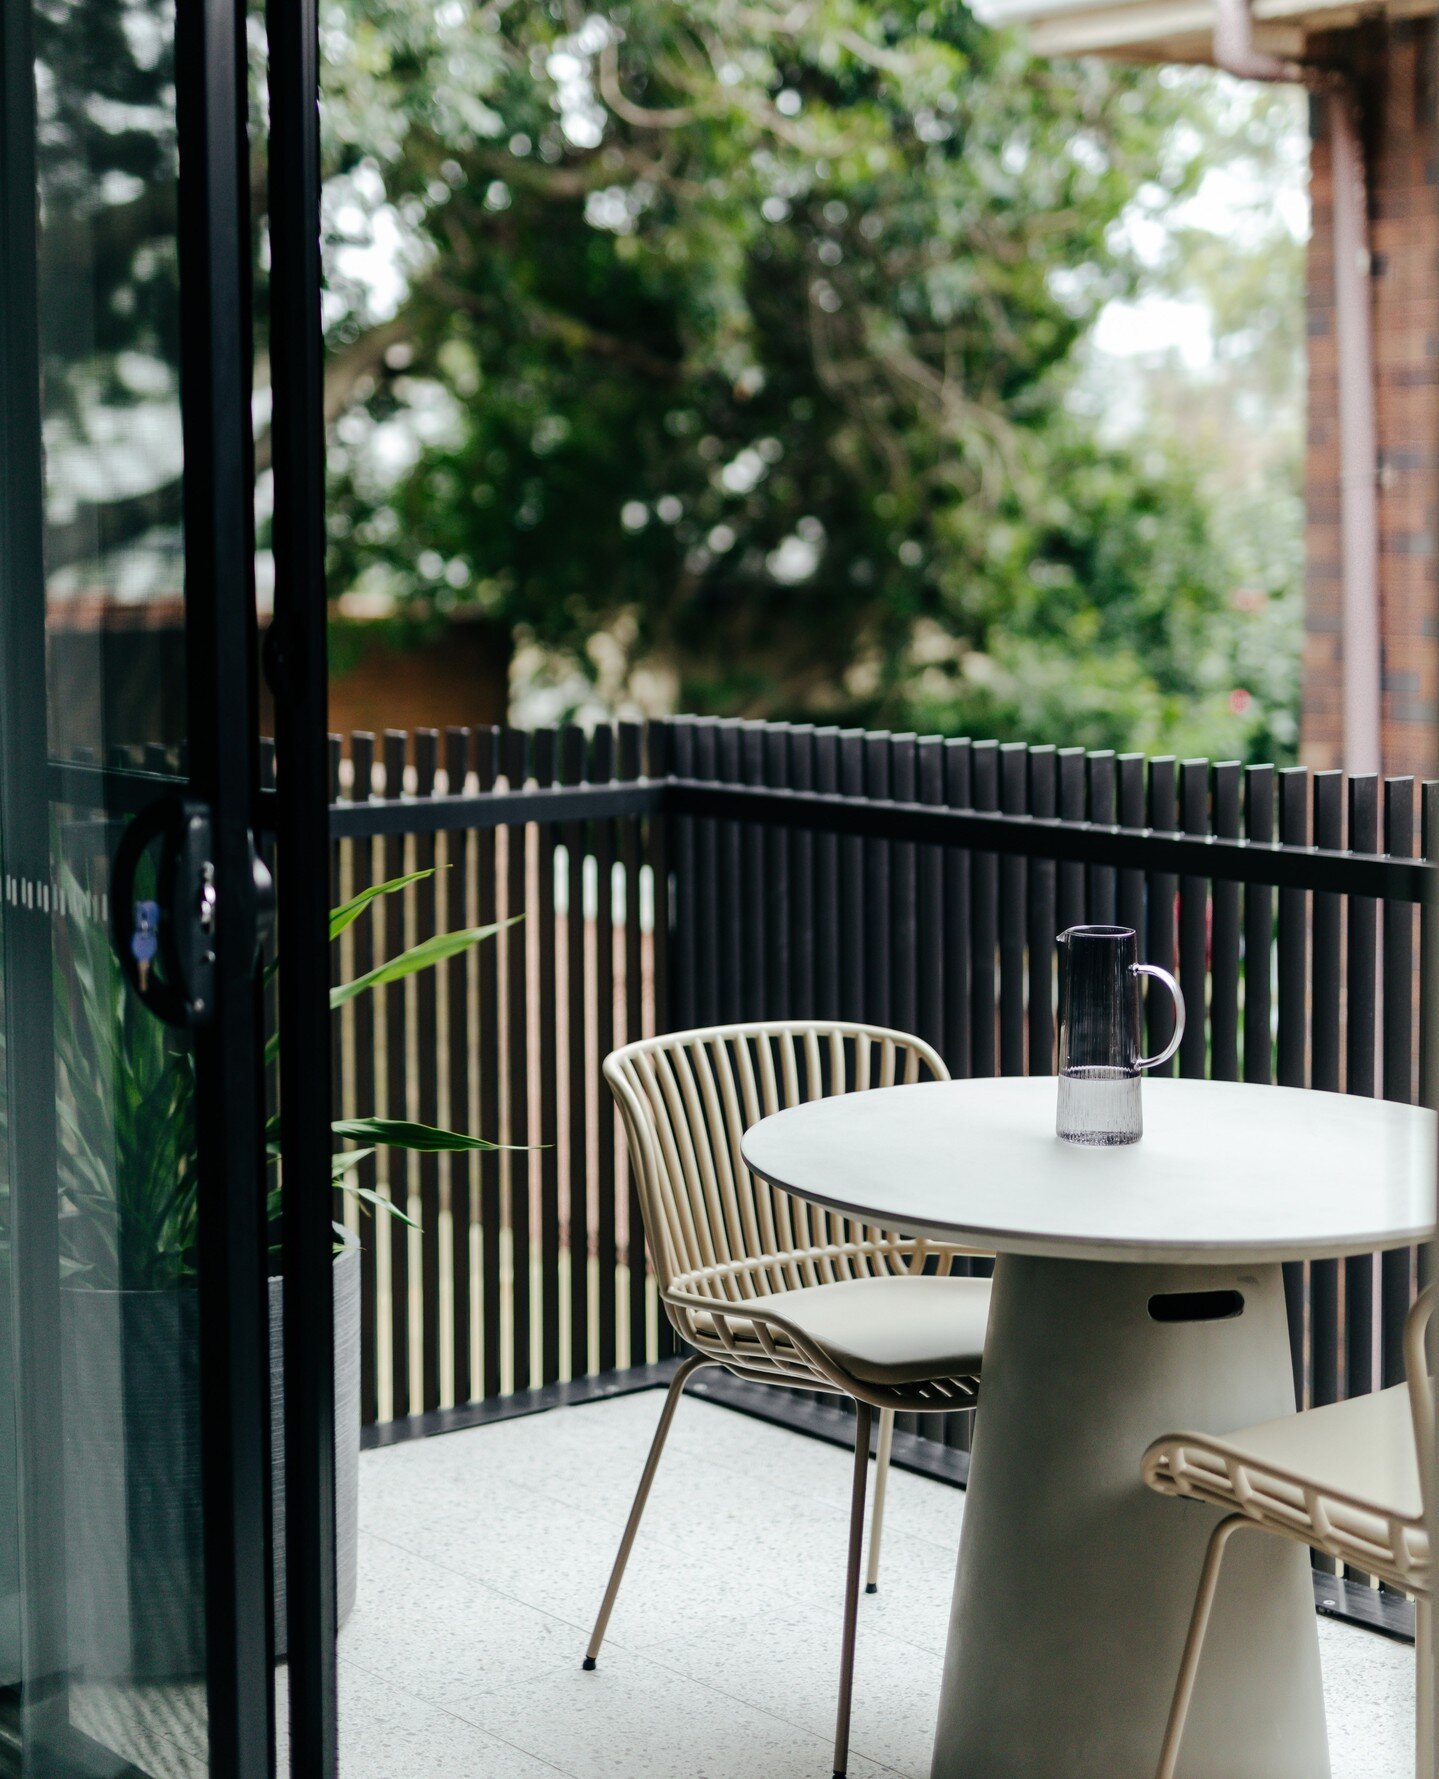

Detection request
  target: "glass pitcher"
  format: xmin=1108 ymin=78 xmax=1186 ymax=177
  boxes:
xmin=1056 ymin=925 xmax=1185 ymax=1145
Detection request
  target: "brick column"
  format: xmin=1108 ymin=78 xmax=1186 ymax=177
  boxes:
xmin=1302 ymin=20 xmax=1439 ymax=778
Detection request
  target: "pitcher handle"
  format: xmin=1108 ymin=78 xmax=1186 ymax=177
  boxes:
xmin=1132 ymin=963 xmax=1186 ymax=1071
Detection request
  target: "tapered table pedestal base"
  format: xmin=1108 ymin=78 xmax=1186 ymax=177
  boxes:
xmin=932 ymin=1255 xmax=1329 ymax=1779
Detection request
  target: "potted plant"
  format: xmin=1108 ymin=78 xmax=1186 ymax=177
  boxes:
xmin=52 ymin=864 xmax=502 ymax=1678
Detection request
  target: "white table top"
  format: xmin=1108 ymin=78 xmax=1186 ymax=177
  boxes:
xmin=739 ymin=1077 xmax=1436 ymax=1265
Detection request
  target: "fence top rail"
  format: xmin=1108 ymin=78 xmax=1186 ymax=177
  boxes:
xmin=666 ymin=780 xmax=1433 ymax=902
xmin=317 ymin=760 xmax=1434 ymax=905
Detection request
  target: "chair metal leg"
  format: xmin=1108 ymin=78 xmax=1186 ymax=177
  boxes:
xmin=583 ymin=1353 xmax=710 ymax=1669
xmin=1154 ymin=1513 xmax=1250 ymax=1779
xmin=1417 ymin=1598 xmax=1433 ymax=1779
xmin=865 ymin=1408 xmax=894 ymax=1595
xmin=834 ymin=1400 xmax=874 ymax=1779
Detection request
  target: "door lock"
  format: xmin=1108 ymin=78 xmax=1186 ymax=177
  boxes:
xmin=112 ymin=796 xmax=272 ymax=1028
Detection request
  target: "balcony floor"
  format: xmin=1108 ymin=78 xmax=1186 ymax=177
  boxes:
xmin=326 ymin=1389 xmax=1412 ymax=1779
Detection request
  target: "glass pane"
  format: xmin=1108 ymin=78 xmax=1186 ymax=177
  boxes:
xmin=2 ymin=0 xmax=217 ymax=1764
xmin=34 ymin=0 xmax=186 ymax=765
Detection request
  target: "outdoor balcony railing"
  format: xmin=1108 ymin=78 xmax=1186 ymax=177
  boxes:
xmin=320 ymin=716 xmax=1436 ymax=1634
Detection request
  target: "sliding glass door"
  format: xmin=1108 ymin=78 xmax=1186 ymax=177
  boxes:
xmin=0 ymin=0 xmax=290 ymax=1763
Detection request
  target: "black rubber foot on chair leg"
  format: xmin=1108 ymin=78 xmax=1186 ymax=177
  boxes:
xmin=865 ymin=1582 xmax=878 ymax=1595
xmin=582 ymin=1657 xmax=597 ymax=1671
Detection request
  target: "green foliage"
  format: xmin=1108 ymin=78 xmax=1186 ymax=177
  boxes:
xmin=54 ymin=866 xmax=503 ymax=1290
xmin=316 ymin=0 xmax=1300 ymax=757
xmin=53 ymin=878 xmax=199 ymax=1289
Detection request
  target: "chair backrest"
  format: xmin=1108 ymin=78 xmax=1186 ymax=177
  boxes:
xmin=604 ymin=1020 xmax=950 ymax=1304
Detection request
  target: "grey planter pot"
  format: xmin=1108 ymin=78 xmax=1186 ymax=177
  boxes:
xmin=60 ymin=1228 xmax=361 ymax=1680
xmin=271 ymin=1224 xmax=360 ymax=1657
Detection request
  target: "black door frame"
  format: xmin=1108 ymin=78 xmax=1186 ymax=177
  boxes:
xmin=264 ymin=0 xmax=339 ymax=1762
xmin=173 ymin=0 xmax=278 ymax=1764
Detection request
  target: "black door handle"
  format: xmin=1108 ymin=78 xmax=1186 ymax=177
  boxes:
xmin=111 ymin=795 xmax=220 ymax=1027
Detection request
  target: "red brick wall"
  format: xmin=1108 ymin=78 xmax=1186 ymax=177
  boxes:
xmin=1303 ymin=20 xmax=1439 ymax=778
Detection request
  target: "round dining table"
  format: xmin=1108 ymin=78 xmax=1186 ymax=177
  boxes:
xmin=740 ymin=1075 xmax=1435 ymax=1779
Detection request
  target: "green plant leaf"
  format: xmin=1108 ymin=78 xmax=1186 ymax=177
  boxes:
xmin=331 ymin=1116 xmax=511 ymax=1152
xmin=340 ymin=1182 xmax=420 ymax=1228
xmin=330 ymin=918 xmax=518 ymax=1010
xmin=328 ymin=869 xmax=439 ymax=941
xmin=331 ymin=1147 xmax=376 ymax=1176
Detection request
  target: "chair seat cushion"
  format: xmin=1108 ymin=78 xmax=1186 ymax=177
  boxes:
xmin=739 ymin=1274 xmax=992 ymax=1387
xmin=1212 ymin=1384 xmax=1422 ymax=1522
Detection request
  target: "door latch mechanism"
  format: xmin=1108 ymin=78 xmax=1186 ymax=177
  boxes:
xmin=112 ymin=796 xmax=272 ymax=1028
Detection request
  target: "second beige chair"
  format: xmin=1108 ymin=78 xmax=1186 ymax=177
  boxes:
xmin=1144 ymin=1286 xmax=1434 ymax=1779
xmin=582 ymin=1019 xmax=991 ymax=1779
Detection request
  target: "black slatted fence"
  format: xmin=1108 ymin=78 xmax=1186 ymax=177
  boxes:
xmin=336 ymin=717 xmax=1434 ymax=1614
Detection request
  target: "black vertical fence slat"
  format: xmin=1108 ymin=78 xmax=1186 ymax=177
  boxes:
xmin=1056 ymin=748 xmax=1086 ymax=932
xmin=1145 ymin=759 xmax=1178 ymax=1074
xmin=646 ymin=721 xmax=680 ymax=1361
xmin=916 ymin=738 xmax=946 ymax=1061
xmin=590 ymin=725 xmax=619 ymax=1373
xmin=1208 ymin=764 xmax=1241 ymax=1085
xmin=619 ymin=721 xmax=648 ymax=1368
xmin=1116 ymin=755 xmax=1146 ymax=941
xmin=740 ymin=722 xmax=768 ymax=1022
xmin=863 ymin=734 xmax=894 ymax=1029
xmin=444 ymin=727 xmax=474 ymax=1409
xmin=413 ymin=730 xmax=443 ymax=1415
xmin=503 ymin=727 xmax=532 ymax=1394
xmin=560 ymin=724 xmax=590 ymax=1378
xmin=348 ymin=733 xmax=380 ymax=1426
xmin=970 ymin=742 xmax=999 ymax=1077
xmin=1381 ymin=778 xmax=1416 ymax=1390
xmin=942 ymin=740 xmax=972 ymax=1077
xmin=1086 ymin=750 xmax=1116 ymax=925
xmin=717 ymin=721 xmax=745 ymax=1022
xmin=998 ymin=744 xmax=1027 ymax=1076
xmin=1243 ymin=767 xmax=1275 ymax=1086
xmin=475 ymin=728 xmax=503 ymax=1401
xmin=890 ymin=734 xmax=920 ymax=1041
xmin=1177 ymin=759 xmax=1209 ymax=1081
xmin=668 ymin=718 xmax=697 ymax=1033
xmin=692 ymin=719 xmax=721 ymax=1028
xmin=1309 ymin=771 xmax=1343 ymax=1412
xmin=1346 ymin=775 xmax=1379 ymax=1406
xmin=381 ymin=730 xmax=411 ymax=1418
xmin=788 ymin=726 xmax=817 ymax=1020
xmin=839 ymin=731 xmax=867 ymax=1024
xmin=763 ymin=724 xmax=795 ymax=1022
xmin=813 ymin=729 xmax=842 ymax=1021
xmin=1277 ymin=766 xmax=1309 ymax=1408
xmin=533 ymin=726 xmax=563 ymax=1386
xmin=1421 ymin=782 xmax=1439 ymax=1113
xmin=1027 ymin=747 xmax=1057 ymax=1076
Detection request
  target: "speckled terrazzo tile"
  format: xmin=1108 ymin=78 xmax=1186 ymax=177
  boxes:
xmin=649 ymin=1596 xmax=943 ymax=1779
xmin=341 ymin=1532 xmax=581 ymax=1704
xmin=449 ymin=1642 xmax=891 ymax=1779
xmin=1319 ymin=1617 xmax=1414 ymax=1779
xmin=351 ymin=1393 xmax=1418 ymax=1779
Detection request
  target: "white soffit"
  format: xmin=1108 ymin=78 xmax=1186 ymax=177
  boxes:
xmin=971 ymin=0 xmax=1434 ymax=59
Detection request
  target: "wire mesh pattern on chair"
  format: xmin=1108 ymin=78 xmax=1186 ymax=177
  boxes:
xmin=605 ymin=1020 xmax=983 ymax=1412
xmin=1143 ymin=1422 xmax=1430 ymax=1595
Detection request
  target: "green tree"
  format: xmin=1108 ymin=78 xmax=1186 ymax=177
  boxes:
xmin=321 ymin=0 xmax=1297 ymax=746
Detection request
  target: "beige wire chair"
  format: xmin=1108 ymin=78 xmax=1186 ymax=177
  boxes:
xmin=1143 ymin=1286 xmax=1435 ymax=1779
xmin=583 ymin=1019 xmax=991 ymax=1779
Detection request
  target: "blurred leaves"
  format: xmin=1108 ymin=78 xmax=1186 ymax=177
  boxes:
xmin=314 ymin=0 xmax=1299 ymax=759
